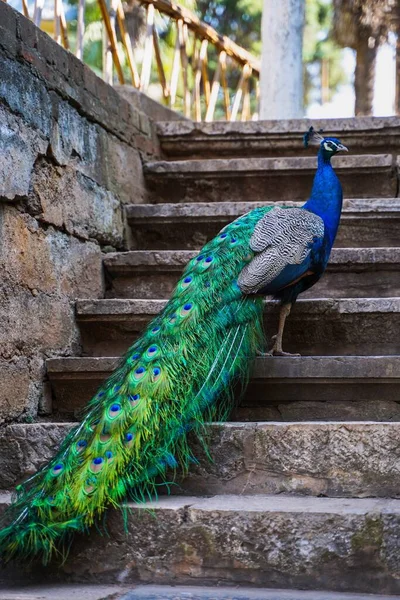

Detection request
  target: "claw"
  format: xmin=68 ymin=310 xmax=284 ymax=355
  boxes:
xmin=270 ymin=350 xmax=301 ymax=357
xmin=257 ymin=345 xmax=301 ymax=358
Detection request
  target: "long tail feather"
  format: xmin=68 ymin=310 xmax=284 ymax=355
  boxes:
xmin=0 ymin=206 xmax=272 ymax=563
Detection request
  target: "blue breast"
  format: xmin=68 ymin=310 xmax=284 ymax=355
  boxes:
xmin=303 ymin=150 xmax=343 ymax=249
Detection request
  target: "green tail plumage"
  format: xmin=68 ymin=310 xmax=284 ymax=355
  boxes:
xmin=0 ymin=206 xmax=272 ymax=563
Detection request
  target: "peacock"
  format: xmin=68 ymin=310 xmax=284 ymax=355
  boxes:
xmin=0 ymin=127 xmax=348 ymax=563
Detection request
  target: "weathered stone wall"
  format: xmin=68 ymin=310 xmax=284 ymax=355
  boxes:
xmin=0 ymin=2 xmax=161 ymax=423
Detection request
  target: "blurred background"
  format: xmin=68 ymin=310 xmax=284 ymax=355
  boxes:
xmin=6 ymin=0 xmax=400 ymax=120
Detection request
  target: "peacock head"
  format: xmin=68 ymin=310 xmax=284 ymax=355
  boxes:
xmin=303 ymin=126 xmax=348 ymax=161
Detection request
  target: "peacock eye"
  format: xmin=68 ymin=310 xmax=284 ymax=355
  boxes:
xmin=324 ymin=141 xmax=336 ymax=152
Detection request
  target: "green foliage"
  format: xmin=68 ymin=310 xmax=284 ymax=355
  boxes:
xmin=179 ymin=0 xmax=261 ymax=118
xmin=82 ymin=0 xmax=103 ymax=75
xmin=0 ymin=208 xmax=270 ymax=563
xmin=196 ymin=0 xmax=262 ymax=56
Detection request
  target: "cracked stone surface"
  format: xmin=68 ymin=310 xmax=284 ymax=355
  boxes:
xmin=3 ymin=421 xmax=400 ymax=498
xmin=1 ymin=494 xmax=400 ymax=594
xmin=0 ymin=1 xmax=160 ymax=422
xmin=0 ymin=105 xmax=48 ymax=201
xmin=0 ymin=205 xmax=103 ymax=422
xmin=30 ymin=159 xmax=124 ymax=247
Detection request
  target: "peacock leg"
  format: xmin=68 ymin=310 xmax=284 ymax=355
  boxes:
xmin=266 ymin=302 xmax=300 ymax=357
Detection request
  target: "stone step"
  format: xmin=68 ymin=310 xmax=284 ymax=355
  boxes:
xmin=103 ymin=248 xmax=400 ymax=299
xmin=143 ymin=155 xmax=395 ymax=204
xmin=125 ymin=199 xmax=400 ymax=249
xmin=46 ymin=356 xmax=400 ymax=421
xmin=2 ymin=586 xmax=398 ymax=600
xmin=156 ymin=117 xmax=400 ymax=159
xmin=3 ymin=421 xmax=400 ymax=499
xmin=76 ymin=297 xmax=400 ymax=357
xmin=0 ymin=584 xmax=128 ymax=600
xmin=1 ymin=587 xmax=398 ymax=600
xmin=1 ymin=493 xmax=400 ymax=594
xmin=103 ymin=585 xmax=400 ymax=600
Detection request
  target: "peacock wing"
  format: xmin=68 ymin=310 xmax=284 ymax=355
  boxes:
xmin=237 ymin=206 xmax=325 ymax=294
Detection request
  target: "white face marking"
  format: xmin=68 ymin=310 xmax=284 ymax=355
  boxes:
xmin=323 ymin=141 xmax=339 ymax=152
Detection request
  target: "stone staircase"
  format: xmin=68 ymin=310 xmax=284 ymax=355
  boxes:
xmin=2 ymin=118 xmax=400 ymax=598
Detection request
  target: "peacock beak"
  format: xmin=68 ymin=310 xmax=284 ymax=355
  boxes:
xmin=337 ymin=144 xmax=348 ymax=152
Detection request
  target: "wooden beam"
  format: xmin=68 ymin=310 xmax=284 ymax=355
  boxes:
xmin=220 ymin=50 xmax=231 ymax=120
xmin=200 ymin=38 xmax=210 ymax=107
xmin=241 ymin=76 xmax=250 ymax=121
xmin=116 ymin=0 xmax=140 ymax=87
xmin=192 ymin=36 xmax=202 ymax=121
xmin=230 ymin=63 xmax=251 ymax=121
xmin=21 ymin=0 xmax=30 ymax=19
xmin=98 ymin=0 xmax=125 ymax=84
xmin=205 ymin=50 xmax=223 ymax=122
xmin=59 ymin=0 xmax=70 ymax=49
xmin=139 ymin=0 xmax=260 ymax=75
xmin=179 ymin=20 xmax=190 ymax=117
xmin=153 ymin=27 xmax=169 ymax=100
xmin=170 ymin=20 xmax=181 ymax=108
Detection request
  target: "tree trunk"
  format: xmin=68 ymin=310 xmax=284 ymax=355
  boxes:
xmin=354 ymin=29 xmax=379 ymax=116
xmin=396 ymin=34 xmax=400 ymax=114
xmin=260 ymin=0 xmax=305 ymax=120
xmin=394 ymin=1 xmax=400 ymax=114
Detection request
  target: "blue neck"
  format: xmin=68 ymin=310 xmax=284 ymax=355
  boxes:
xmin=303 ymin=149 xmax=343 ymax=246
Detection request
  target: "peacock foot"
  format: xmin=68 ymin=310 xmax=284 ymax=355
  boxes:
xmin=257 ymin=335 xmax=301 ymax=357
xmin=268 ymin=349 xmax=301 ymax=357
xmin=257 ymin=349 xmax=301 ymax=357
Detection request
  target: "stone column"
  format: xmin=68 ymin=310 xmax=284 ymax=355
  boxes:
xmin=260 ymin=0 xmax=305 ymax=120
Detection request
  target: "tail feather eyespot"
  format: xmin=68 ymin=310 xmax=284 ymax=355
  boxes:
xmin=146 ymin=345 xmax=159 ymax=360
xmin=125 ymin=431 xmax=134 ymax=449
xmin=129 ymin=393 xmax=141 ymax=408
xmin=51 ymin=463 xmax=64 ymax=477
xmin=107 ymin=403 xmax=122 ymax=419
xmin=90 ymin=457 xmax=104 ymax=474
xmin=180 ymin=302 xmax=193 ymax=318
xmin=132 ymin=366 xmax=146 ymax=382
xmin=152 ymin=367 xmax=162 ymax=382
